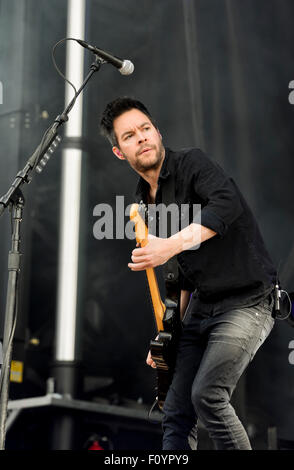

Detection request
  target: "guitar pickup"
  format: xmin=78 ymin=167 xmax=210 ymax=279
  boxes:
xmin=150 ymin=332 xmax=172 ymax=369
xmin=151 ymin=331 xmax=172 ymax=345
xmin=163 ymin=298 xmax=181 ymax=334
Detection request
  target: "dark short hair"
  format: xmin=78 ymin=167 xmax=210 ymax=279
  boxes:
xmin=100 ymin=97 xmax=156 ymax=147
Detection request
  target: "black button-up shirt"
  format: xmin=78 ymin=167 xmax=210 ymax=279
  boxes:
xmin=135 ymin=147 xmax=277 ymax=314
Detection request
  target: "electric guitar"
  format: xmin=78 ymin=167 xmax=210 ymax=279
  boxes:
xmin=129 ymin=203 xmax=181 ymax=410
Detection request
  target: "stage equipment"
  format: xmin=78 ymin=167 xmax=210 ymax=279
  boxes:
xmin=0 ymin=29 xmax=133 ymax=447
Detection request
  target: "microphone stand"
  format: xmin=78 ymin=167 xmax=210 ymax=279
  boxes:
xmin=0 ymin=55 xmax=103 ymax=449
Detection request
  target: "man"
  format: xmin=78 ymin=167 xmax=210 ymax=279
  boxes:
xmin=100 ymin=97 xmax=277 ymax=450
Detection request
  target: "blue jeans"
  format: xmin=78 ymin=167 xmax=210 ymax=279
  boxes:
xmin=162 ymin=294 xmax=275 ymax=450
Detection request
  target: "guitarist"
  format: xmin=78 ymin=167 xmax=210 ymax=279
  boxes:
xmin=100 ymin=97 xmax=277 ymax=450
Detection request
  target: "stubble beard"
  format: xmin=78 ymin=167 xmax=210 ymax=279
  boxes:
xmin=132 ymin=141 xmax=165 ymax=173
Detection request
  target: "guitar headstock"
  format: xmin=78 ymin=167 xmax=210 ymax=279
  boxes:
xmin=129 ymin=202 xmax=148 ymax=246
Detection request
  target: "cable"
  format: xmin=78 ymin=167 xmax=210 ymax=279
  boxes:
xmin=274 ymin=259 xmax=292 ymax=320
xmin=31 ymin=37 xmax=82 ymax=173
xmin=275 ymin=289 xmax=292 ymax=321
xmin=51 ymin=37 xmax=78 ymax=97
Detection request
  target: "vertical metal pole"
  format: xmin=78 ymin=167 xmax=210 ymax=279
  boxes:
xmin=55 ymin=0 xmax=85 ymax=365
xmin=51 ymin=0 xmax=86 ymax=450
xmin=0 ymin=195 xmax=24 ymax=449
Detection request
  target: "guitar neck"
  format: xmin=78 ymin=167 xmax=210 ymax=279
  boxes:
xmin=129 ymin=203 xmax=166 ymax=333
xmin=145 ymin=267 xmax=165 ymax=332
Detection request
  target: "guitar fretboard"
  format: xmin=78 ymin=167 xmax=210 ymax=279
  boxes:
xmin=130 ymin=203 xmax=166 ymax=332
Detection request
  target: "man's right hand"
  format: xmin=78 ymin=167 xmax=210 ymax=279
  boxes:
xmin=146 ymin=334 xmax=160 ymax=368
xmin=146 ymin=350 xmax=157 ymax=368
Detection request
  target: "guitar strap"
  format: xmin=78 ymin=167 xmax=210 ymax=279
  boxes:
xmin=161 ymin=154 xmax=180 ymax=304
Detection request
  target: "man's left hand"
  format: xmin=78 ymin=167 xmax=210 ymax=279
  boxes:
xmin=128 ymin=234 xmax=177 ymax=271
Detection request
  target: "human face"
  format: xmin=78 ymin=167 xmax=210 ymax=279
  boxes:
xmin=112 ymin=108 xmax=165 ymax=174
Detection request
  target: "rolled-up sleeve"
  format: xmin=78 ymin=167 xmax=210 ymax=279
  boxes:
xmin=191 ymin=150 xmax=243 ymax=237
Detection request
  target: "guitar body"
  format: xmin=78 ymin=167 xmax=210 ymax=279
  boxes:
xmin=129 ymin=203 xmax=182 ymax=410
xmin=150 ymin=299 xmax=182 ymax=410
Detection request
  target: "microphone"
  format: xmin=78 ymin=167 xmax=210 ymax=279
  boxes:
xmin=76 ymin=39 xmax=134 ymax=75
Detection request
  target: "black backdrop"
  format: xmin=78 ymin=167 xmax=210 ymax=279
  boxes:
xmin=1 ymin=0 xmax=294 ymax=448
